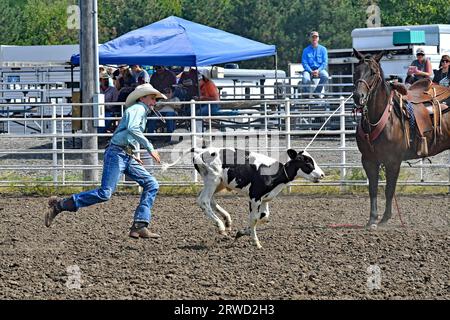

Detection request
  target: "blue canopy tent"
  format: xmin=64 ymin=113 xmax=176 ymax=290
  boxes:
xmin=70 ymin=16 xmax=276 ymax=66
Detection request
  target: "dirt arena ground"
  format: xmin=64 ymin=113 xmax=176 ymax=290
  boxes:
xmin=0 ymin=194 xmax=448 ymax=300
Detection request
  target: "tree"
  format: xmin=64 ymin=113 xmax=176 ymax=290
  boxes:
xmin=181 ymin=0 xmax=233 ymax=29
xmin=0 ymin=0 xmax=28 ymax=45
xmin=378 ymin=0 xmax=450 ymax=26
xmin=98 ymin=0 xmax=182 ymax=42
xmin=20 ymin=0 xmax=78 ymax=45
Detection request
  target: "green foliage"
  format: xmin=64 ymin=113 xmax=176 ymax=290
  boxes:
xmin=22 ymin=0 xmax=79 ymax=45
xmin=378 ymin=0 xmax=450 ymax=26
xmin=98 ymin=0 xmax=182 ymax=42
xmin=0 ymin=0 xmax=448 ymax=70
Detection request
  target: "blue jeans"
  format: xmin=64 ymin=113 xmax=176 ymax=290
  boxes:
xmin=147 ymin=111 xmax=177 ymax=133
xmin=71 ymin=145 xmax=159 ymax=224
xmin=302 ymin=70 xmax=329 ymax=94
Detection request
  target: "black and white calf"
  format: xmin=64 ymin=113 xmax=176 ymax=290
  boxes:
xmin=163 ymin=148 xmax=324 ymax=249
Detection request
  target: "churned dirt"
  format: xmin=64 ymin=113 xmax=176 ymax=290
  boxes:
xmin=0 ymin=194 xmax=448 ymax=300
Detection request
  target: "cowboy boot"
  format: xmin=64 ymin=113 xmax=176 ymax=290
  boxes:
xmin=45 ymin=196 xmax=76 ymax=227
xmin=129 ymin=222 xmax=160 ymax=239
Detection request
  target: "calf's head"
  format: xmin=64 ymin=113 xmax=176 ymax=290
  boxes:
xmin=287 ymin=149 xmax=325 ymax=183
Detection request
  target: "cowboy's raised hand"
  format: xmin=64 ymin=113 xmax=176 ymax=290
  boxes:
xmin=150 ymin=150 xmax=161 ymax=164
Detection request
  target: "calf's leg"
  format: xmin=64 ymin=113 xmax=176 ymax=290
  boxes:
xmin=249 ymin=200 xmax=263 ymax=249
xmin=197 ymin=176 xmax=226 ymax=235
xmin=211 ymin=197 xmax=232 ymax=231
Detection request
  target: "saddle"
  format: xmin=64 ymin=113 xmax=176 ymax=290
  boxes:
xmin=406 ymin=78 xmax=450 ymax=104
xmin=391 ymin=79 xmax=450 ymax=156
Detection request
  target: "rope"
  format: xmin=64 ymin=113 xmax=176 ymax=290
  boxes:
xmin=393 ymin=194 xmax=406 ymax=228
xmin=304 ymin=94 xmax=353 ymax=151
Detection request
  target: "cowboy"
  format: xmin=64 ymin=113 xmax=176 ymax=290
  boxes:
xmin=45 ymin=84 xmax=167 ymax=239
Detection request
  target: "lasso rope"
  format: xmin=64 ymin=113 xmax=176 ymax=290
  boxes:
xmin=304 ymin=94 xmax=354 ymax=151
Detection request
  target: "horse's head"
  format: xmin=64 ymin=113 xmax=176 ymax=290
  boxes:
xmin=353 ymin=49 xmax=385 ymax=109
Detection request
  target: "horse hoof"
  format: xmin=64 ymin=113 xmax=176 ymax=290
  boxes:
xmin=368 ymin=224 xmax=378 ymax=231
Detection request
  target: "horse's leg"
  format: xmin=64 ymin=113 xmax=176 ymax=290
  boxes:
xmin=379 ymin=162 xmax=401 ymax=225
xmin=362 ymin=159 xmax=380 ymax=228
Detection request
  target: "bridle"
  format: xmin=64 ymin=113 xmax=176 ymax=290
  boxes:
xmin=354 ymin=58 xmax=395 ymax=148
xmin=354 ymin=58 xmax=382 ymax=112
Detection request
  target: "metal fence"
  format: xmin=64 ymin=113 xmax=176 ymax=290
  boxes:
xmin=0 ymin=96 xmax=449 ymax=191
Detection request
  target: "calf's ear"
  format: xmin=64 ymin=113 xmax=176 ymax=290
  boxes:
xmin=287 ymin=149 xmax=298 ymax=159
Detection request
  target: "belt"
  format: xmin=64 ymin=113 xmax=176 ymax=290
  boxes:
xmin=110 ymin=143 xmax=135 ymax=156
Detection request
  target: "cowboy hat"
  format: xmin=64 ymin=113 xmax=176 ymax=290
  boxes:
xmin=125 ymin=83 xmax=167 ymax=107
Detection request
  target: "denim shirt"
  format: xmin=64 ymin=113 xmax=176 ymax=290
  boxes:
xmin=110 ymin=102 xmax=154 ymax=152
xmin=301 ymin=44 xmax=328 ymax=73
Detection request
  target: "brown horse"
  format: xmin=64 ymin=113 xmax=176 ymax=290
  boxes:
xmin=352 ymin=49 xmax=450 ymax=228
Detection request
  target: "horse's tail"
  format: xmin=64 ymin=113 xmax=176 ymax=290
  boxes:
xmin=161 ymin=148 xmax=202 ymax=171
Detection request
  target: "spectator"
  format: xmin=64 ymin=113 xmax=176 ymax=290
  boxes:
xmin=130 ymin=65 xmax=150 ymax=84
xmin=432 ymin=54 xmax=449 ymax=87
xmin=196 ymin=69 xmax=220 ymax=116
xmin=405 ymin=48 xmax=433 ymax=85
xmin=176 ymin=67 xmax=199 ymax=101
xmin=150 ymin=66 xmax=177 ymax=93
xmin=117 ymin=68 xmax=137 ymax=103
xmin=99 ymin=72 xmax=119 ymax=133
xmin=193 ymin=69 xmax=238 ymax=117
xmin=113 ymin=64 xmax=129 ymax=91
xmin=147 ymin=86 xmax=179 ymax=137
xmin=301 ymin=31 xmax=329 ymax=97
xmin=99 ymin=65 xmax=114 ymax=87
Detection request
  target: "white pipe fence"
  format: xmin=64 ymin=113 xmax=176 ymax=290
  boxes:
xmin=0 ymin=97 xmax=449 ymax=192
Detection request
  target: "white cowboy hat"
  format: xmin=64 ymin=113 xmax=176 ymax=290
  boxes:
xmin=125 ymin=83 xmax=167 ymax=107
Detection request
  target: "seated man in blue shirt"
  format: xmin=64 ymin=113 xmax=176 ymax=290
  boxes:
xmin=45 ymin=84 xmax=167 ymax=239
xmin=301 ymin=31 xmax=329 ymax=97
